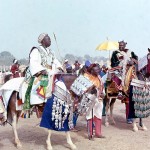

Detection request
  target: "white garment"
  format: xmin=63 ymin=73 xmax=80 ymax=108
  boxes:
xmin=0 ymin=77 xmax=24 ymax=108
xmin=119 ymin=50 xmax=132 ymax=86
xmin=28 ymin=46 xmax=62 ymax=105
xmin=86 ymin=98 xmax=103 ymax=120
xmin=29 ymin=46 xmax=62 ymax=76
xmin=0 ymin=46 xmax=63 ymax=107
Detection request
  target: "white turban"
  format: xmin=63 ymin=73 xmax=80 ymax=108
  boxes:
xmin=38 ymin=33 xmax=48 ymax=44
xmin=13 ymin=59 xmax=18 ymax=64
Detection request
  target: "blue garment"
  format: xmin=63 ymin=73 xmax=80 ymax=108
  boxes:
xmin=73 ymin=111 xmax=78 ymax=127
xmin=66 ymin=64 xmax=72 ymax=69
xmin=99 ymin=71 xmax=105 ymax=77
xmin=85 ymin=60 xmax=91 ymax=67
xmin=40 ymin=94 xmax=70 ymax=131
xmin=128 ymin=85 xmax=137 ymax=119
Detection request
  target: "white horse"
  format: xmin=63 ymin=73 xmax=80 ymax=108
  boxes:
xmin=0 ymin=73 xmax=77 ymax=150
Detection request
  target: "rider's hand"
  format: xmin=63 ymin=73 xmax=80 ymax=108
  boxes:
xmin=41 ymin=70 xmax=48 ymax=75
xmin=34 ymin=70 xmax=47 ymax=77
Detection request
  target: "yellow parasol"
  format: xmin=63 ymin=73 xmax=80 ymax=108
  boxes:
xmin=96 ymin=39 xmax=119 ymax=59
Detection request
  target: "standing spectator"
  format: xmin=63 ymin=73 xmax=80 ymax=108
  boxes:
xmin=74 ymin=60 xmax=81 ymax=73
xmin=11 ymin=59 xmax=20 ymax=78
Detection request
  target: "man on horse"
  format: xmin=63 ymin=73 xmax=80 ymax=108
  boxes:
xmin=11 ymin=59 xmax=20 ymax=78
xmin=110 ymin=40 xmax=138 ymax=99
xmin=0 ymin=33 xmax=62 ymax=123
xmin=22 ymin=33 xmax=62 ymax=110
xmin=110 ymin=40 xmax=138 ymax=123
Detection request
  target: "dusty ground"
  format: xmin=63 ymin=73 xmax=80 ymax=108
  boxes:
xmin=0 ymin=100 xmax=150 ymax=150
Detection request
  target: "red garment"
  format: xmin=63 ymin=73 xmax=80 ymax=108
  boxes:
xmin=147 ymin=53 xmax=150 ymax=74
xmin=88 ymin=116 xmax=102 ymax=136
xmin=74 ymin=62 xmax=80 ymax=70
xmin=11 ymin=64 xmax=20 ymax=78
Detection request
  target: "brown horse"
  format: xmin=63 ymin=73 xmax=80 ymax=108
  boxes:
xmin=104 ymin=66 xmax=136 ymax=126
xmin=104 ymin=65 xmax=148 ymax=132
xmin=0 ymin=73 xmax=78 ymax=149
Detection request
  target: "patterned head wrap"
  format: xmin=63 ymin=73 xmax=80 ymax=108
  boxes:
xmin=118 ymin=40 xmax=127 ymax=45
xmin=38 ymin=33 xmax=48 ymax=44
xmin=13 ymin=59 xmax=18 ymax=64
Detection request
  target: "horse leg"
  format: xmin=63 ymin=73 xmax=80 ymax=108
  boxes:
xmin=66 ymin=131 xmax=76 ymax=150
xmin=110 ymin=98 xmax=116 ymax=125
xmin=132 ymin=118 xmax=138 ymax=132
xmin=139 ymin=118 xmax=148 ymax=131
xmin=12 ymin=114 xmax=22 ymax=148
xmin=105 ymin=97 xmax=110 ymax=127
xmin=46 ymin=130 xmax=53 ymax=150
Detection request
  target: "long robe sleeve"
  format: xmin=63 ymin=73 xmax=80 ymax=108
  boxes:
xmin=29 ymin=48 xmax=45 ymax=76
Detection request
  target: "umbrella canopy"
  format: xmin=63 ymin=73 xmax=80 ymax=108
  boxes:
xmin=96 ymin=41 xmax=119 ymax=51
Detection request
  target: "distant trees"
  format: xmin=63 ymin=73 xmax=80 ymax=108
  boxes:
xmin=0 ymin=51 xmax=28 ymax=66
xmin=64 ymin=53 xmax=108 ymax=65
xmin=0 ymin=51 xmax=108 ymax=66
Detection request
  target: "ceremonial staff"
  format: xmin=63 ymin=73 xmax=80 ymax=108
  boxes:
xmin=53 ymin=33 xmax=63 ymax=63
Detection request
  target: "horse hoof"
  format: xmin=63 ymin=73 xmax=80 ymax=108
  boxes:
xmin=16 ymin=143 xmax=22 ymax=149
xmin=47 ymin=146 xmax=53 ymax=150
xmin=133 ymin=127 xmax=138 ymax=132
xmin=105 ymin=122 xmax=109 ymax=127
xmin=15 ymin=140 xmax=22 ymax=149
xmin=46 ymin=140 xmax=53 ymax=150
xmin=70 ymin=144 xmax=77 ymax=150
xmin=142 ymin=126 xmax=148 ymax=131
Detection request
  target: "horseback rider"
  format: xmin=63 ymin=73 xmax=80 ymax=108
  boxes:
xmin=10 ymin=59 xmax=20 ymax=78
xmin=0 ymin=33 xmax=63 ymax=123
xmin=110 ymin=40 xmax=138 ymax=124
xmin=110 ymin=40 xmax=138 ymax=98
xmin=22 ymin=33 xmax=63 ymax=110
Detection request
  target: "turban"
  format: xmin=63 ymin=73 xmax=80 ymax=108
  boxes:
xmin=38 ymin=33 xmax=48 ymax=44
xmin=13 ymin=59 xmax=18 ymax=64
xmin=85 ymin=60 xmax=91 ymax=67
xmin=64 ymin=59 xmax=68 ymax=63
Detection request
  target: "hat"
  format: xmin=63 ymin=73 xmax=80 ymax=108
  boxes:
xmin=38 ymin=33 xmax=48 ymax=44
xmin=85 ymin=60 xmax=91 ymax=67
xmin=64 ymin=59 xmax=68 ymax=62
xmin=118 ymin=40 xmax=127 ymax=45
xmin=13 ymin=59 xmax=18 ymax=64
xmin=66 ymin=64 xmax=72 ymax=69
xmin=102 ymin=65 xmax=106 ymax=68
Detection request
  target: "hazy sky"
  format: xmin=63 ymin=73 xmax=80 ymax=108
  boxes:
xmin=0 ymin=0 xmax=150 ymax=59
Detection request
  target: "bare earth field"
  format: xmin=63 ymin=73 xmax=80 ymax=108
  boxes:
xmin=0 ymin=100 xmax=150 ymax=150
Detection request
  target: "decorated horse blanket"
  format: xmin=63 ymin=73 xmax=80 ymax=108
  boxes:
xmin=0 ymin=77 xmax=24 ymax=109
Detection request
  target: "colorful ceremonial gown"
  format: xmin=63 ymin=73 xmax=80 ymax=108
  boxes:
xmin=84 ymin=73 xmax=103 ymax=120
xmin=22 ymin=45 xmax=62 ymax=107
xmin=83 ymin=73 xmax=104 ymax=137
xmin=40 ymin=79 xmax=73 ymax=131
xmin=110 ymin=49 xmax=138 ymax=91
xmin=0 ymin=45 xmax=62 ymax=113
